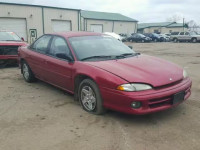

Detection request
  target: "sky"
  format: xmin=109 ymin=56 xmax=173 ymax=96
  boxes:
xmin=1 ymin=0 xmax=200 ymax=24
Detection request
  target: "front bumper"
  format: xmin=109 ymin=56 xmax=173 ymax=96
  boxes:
xmin=0 ymin=55 xmax=18 ymax=60
xmin=100 ymin=77 xmax=192 ymax=115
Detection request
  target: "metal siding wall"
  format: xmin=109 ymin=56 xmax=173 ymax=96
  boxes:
xmin=113 ymin=21 xmax=137 ymax=34
xmin=142 ymin=27 xmax=188 ymax=33
xmin=0 ymin=4 xmax=43 ymax=43
xmin=86 ymin=19 xmax=113 ymax=32
xmin=43 ymin=8 xmax=79 ymax=33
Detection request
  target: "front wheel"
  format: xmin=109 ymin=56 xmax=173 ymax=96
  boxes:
xmin=78 ymin=79 xmax=105 ymax=115
xmin=22 ymin=61 xmax=36 ymax=82
xmin=192 ymin=38 xmax=197 ymax=43
xmin=173 ymin=38 xmax=178 ymax=43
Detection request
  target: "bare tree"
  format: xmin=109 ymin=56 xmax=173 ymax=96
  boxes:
xmin=186 ymin=20 xmax=200 ymax=32
xmin=166 ymin=14 xmax=182 ymax=22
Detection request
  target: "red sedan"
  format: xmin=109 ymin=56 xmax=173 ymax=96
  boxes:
xmin=0 ymin=31 xmax=27 ymax=67
xmin=18 ymin=32 xmax=192 ymax=115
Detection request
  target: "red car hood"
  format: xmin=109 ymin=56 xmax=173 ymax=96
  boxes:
xmin=0 ymin=41 xmax=27 ymax=46
xmin=86 ymin=55 xmax=183 ymax=87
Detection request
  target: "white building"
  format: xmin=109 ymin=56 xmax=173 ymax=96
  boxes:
xmin=0 ymin=2 xmax=80 ymax=43
xmin=0 ymin=2 xmax=138 ymax=43
xmin=81 ymin=10 xmax=138 ymax=34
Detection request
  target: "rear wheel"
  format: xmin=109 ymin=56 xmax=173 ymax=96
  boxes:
xmin=78 ymin=79 xmax=105 ymax=115
xmin=0 ymin=60 xmax=7 ymax=68
xmin=22 ymin=61 xmax=36 ymax=82
xmin=173 ymin=38 xmax=178 ymax=43
xmin=192 ymin=38 xmax=197 ymax=43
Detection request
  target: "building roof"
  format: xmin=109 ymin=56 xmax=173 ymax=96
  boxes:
xmin=0 ymin=2 xmax=80 ymax=11
xmin=167 ymin=23 xmax=185 ymax=28
xmin=138 ymin=22 xmax=184 ymax=29
xmin=81 ymin=10 xmax=138 ymax=22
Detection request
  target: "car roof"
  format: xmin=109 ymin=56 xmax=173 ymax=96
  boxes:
xmin=49 ymin=31 xmax=103 ymax=38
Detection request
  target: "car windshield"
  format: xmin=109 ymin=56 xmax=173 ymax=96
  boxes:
xmin=152 ymin=33 xmax=159 ymax=37
xmin=137 ymin=34 xmax=145 ymax=38
xmin=69 ymin=35 xmax=135 ymax=61
xmin=0 ymin=32 xmax=21 ymax=41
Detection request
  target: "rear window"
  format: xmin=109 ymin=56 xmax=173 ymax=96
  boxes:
xmin=0 ymin=32 xmax=21 ymax=41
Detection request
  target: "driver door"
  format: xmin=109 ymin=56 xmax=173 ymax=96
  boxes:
xmin=44 ymin=36 xmax=74 ymax=91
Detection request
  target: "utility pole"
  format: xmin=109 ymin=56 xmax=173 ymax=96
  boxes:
xmin=183 ymin=18 xmax=185 ymax=32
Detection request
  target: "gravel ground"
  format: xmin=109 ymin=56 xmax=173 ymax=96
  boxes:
xmin=0 ymin=42 xmax=200 ymax=150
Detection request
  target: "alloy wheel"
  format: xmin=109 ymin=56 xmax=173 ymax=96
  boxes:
xmin=23 ymin=63 xmax=30 ymax=80
xmin=81 ymin=86 xmax=97 ymax=111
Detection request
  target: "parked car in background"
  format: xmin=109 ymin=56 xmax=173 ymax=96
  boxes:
xmin=127 ymin=33 xmax=151 ymax=42
xmin=104 ymin=32 xmax=122 ymax=41
xmin=119 ymin=33 xmax=129 ymax=42
xmin=163 ymin=33 xmax=171 ymax=36
xmin=0 ymin=31 xmax=27 ymax=67
xmin=170 ymin=31 xmax=200 ymax=43
xmin=159 ymin=34 xmax=170 ymax=42
xmin=18 ymin=32 xmax=192 ymax=115
xmin=144 ymin=33 xmax=163 ymax=42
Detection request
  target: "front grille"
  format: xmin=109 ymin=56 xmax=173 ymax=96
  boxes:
xmin=149 ymin=97 xmax=172 ymax=108
xmin=148 ymin=87 xmax=191 ymax=109
xmin=0 ymin=46 xmax=19 ymax=55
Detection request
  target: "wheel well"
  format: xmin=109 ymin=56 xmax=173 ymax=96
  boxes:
xmin=74 ymin=74 xmax=93 ymax=101
xmin=191 ymin=37 xmax=197 ymax=40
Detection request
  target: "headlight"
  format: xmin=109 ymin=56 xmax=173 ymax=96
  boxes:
xmin=117 ymin=83 xmax=152 ymax=92
xmin=183 ymin=70 xmax=188 ymax=78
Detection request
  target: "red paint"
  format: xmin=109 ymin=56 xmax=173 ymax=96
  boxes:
xmin=0 ymin=41 xmax=28 ymax=60
xmin=18 ymin=32 xmax=192 ymax=115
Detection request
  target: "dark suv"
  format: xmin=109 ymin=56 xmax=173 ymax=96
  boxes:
xmin=143 ymin=33 xmax=163 ymax=42
xmin=127 ymin=33 xmax=151 ymax=42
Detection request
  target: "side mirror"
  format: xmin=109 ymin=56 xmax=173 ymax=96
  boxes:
xmin=56 ymin=53 xmax=73 ymax=62
xmin=128 ymin=46 xmax=133 ymax=49
xmin=21 ymin=37 xmax=24 ymax=41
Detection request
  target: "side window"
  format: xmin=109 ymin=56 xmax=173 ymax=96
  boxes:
xmin=185 ymin=32 xmax=189 ymax=35
xmin=32 ymin=35 xmax=51 ymax=54
xmin=49 ymin=36 xmax=71 ymax=60
xmin=180 ymin=32 xmax=184 ymax=35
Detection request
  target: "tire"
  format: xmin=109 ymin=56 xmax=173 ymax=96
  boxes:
xmin=173 ymin=38 xmax=178 ymax=43
xmin=154 ymin=39 xmax=157 ymax=42
xmin=78 ymin=79 xmax=105 ymax=115
xmin=192 ymin=38 xmax=197 ymax=43
xmin=141 ymin=39 xmax=145 ymax=43
xmin=22 ymin=61 xmax=36 ymax=82
xmin=0 ymin=60 xmax=7 ymax=68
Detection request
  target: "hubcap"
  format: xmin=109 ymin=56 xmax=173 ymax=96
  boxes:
xmin=23 ymin=64 xmax=29 ymax=80
xmin=81 ymin=86 xmax=96 ymax=111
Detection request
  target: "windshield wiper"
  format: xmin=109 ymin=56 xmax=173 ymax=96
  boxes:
xmin=3 ymin=40 xmax=21 ymax=42
xmin=81 ymin=55 xmax=112 ymax=61
xmin=115 ymin=52 xmax=140 ymax=58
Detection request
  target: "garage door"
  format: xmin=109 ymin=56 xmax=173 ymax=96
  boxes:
xmin=90 ymin=25 xmax=103 ymax=33
xmin=51 ymin=20 xmax=71 ymax=32
xmin=0 ymin=18 xmax=27 ymax=41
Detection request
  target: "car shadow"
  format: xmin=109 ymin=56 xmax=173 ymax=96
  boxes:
xmin=104 ymin=105 xmax=186 ymax=125
xmin=30 ymin=79 xmax=186 ymax=125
